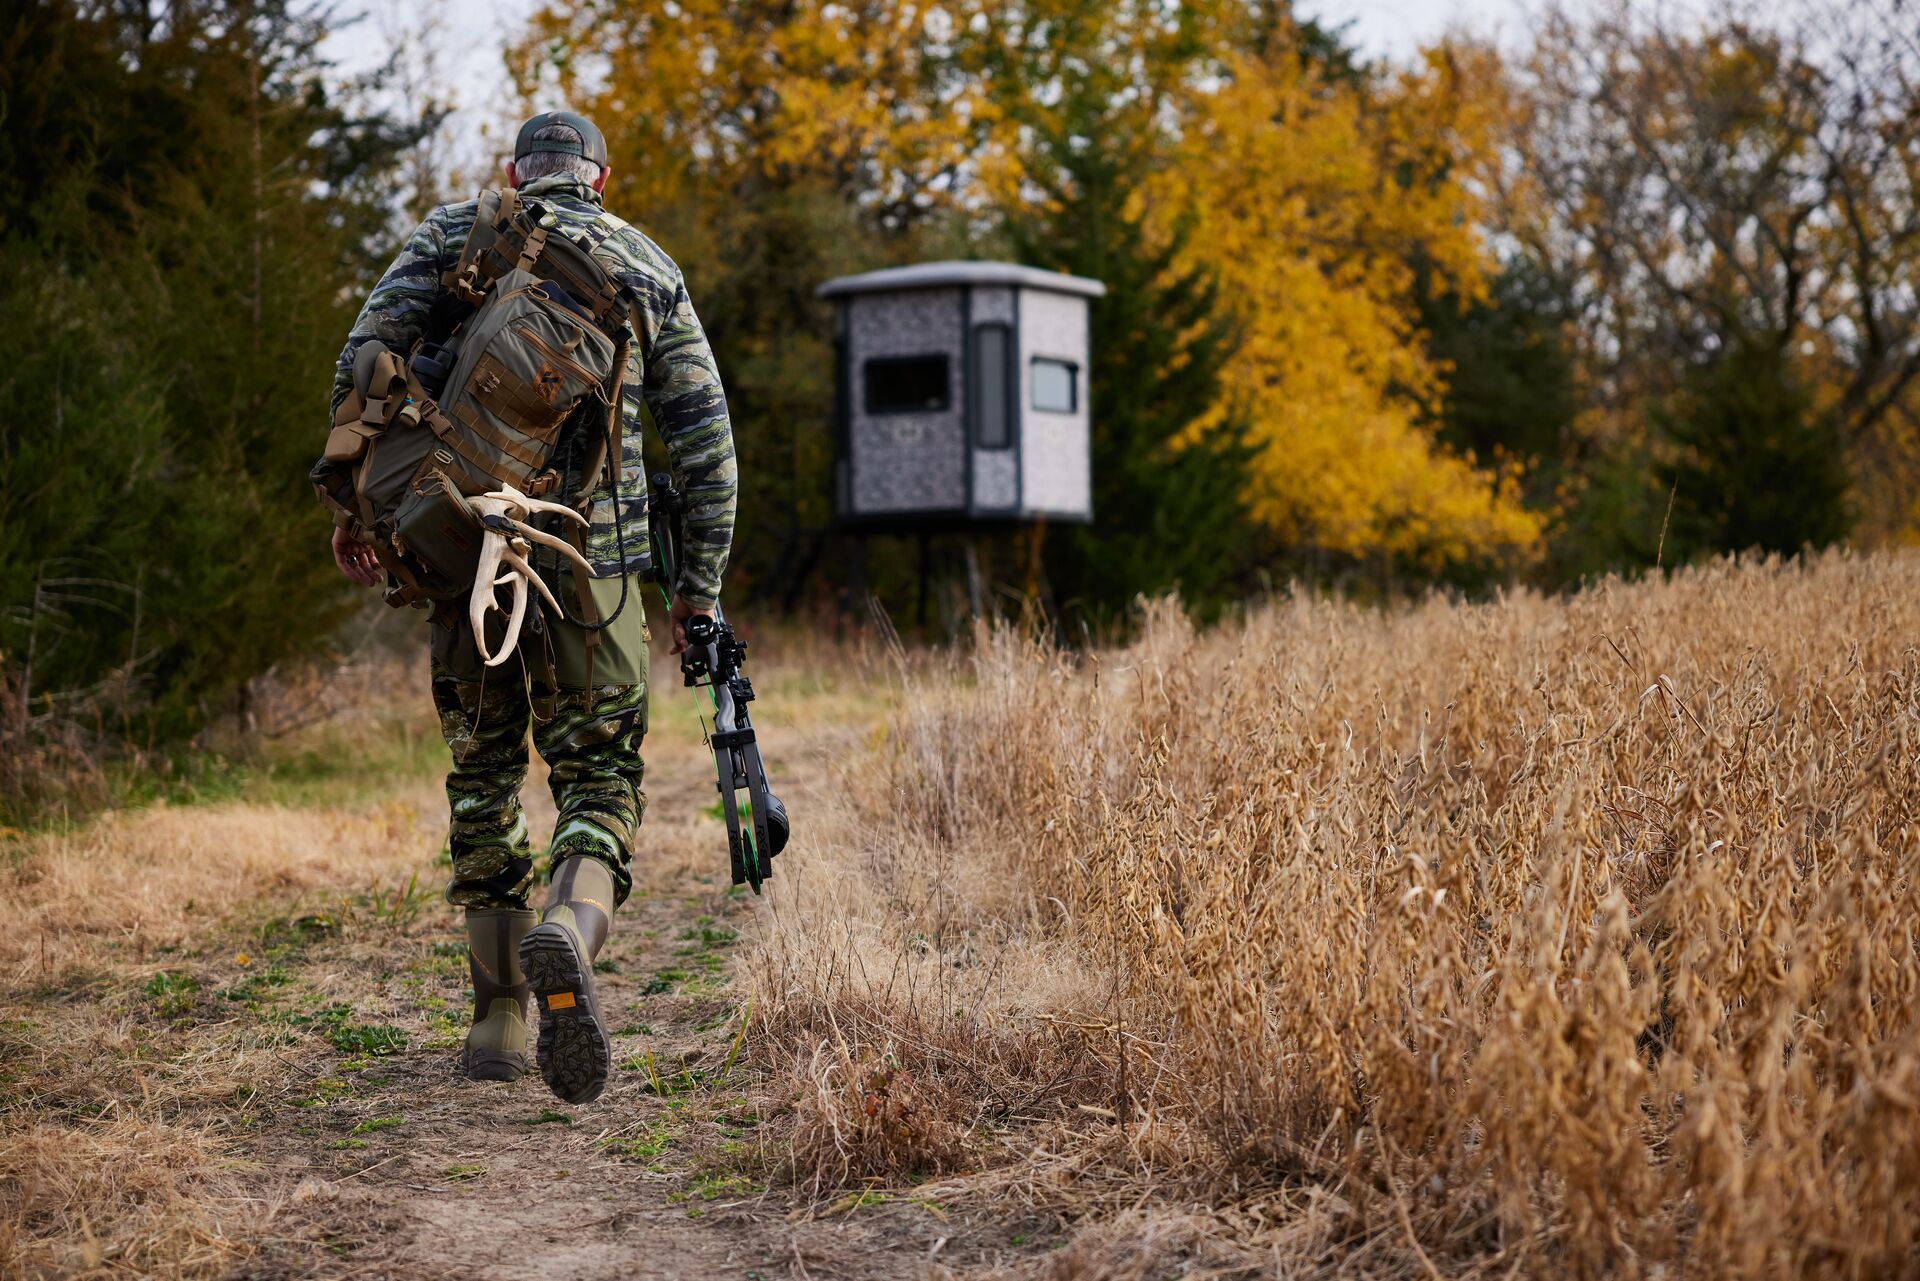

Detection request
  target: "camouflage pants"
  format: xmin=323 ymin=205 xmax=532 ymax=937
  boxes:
xmin=430 ymin=573 xmax=650 ymax=912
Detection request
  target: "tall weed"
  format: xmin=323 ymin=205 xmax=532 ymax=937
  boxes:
xmin=751 ymin=551 xmax=1920 ymax=1276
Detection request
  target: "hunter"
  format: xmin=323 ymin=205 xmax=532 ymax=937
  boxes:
xmin=325 ymin=112 xmax=736 ymax=1104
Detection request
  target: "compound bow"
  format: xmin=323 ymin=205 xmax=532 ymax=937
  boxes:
xmin=649 ymin=474 xmax=789 ymax=892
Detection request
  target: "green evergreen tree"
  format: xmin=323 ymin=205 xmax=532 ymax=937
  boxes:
xmin=1418 ymin=258 xmax=1578 ymax=495
xmin=1547 ymin=337 xmax=1851 ymax=583
xmin=1661 ymin=337 xmax=1851 ymax=560
xmin=0 ymin=2 xmax=420 ymax=738
xmin=1007 ymin=144 xmax=1254 ymax=623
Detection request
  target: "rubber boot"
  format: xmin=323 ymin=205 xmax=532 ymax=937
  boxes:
xmin=519 ymin=856 xmax=617 ymax=1104
xmin=462 ymin=907 xmax=534 ymax=1082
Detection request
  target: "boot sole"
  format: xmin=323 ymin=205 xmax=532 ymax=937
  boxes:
xmin=519 ymin=922 xmax=613 ymax=1105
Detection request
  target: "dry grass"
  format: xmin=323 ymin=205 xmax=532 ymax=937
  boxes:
xmin=10 ymin=560 xmax=1920 ymax=1276
xmin=0 ymin=797 xmax=433 ymax=983
xmin=0 ymin=644 xmax=445 ymax=1280
xmin=0 ymin=1120 xmax=257 ymax=1279
xmin=749 ymin=549 xmax=1920 ymax=1277
xmin=0 ymin=787 xmax=439 ymax=1277
xmin=0 ymin=620 xmax=886 ymax=1280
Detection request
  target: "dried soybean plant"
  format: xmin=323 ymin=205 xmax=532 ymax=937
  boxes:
xmin=749 ymin=550 xmax=1920 ymax=1277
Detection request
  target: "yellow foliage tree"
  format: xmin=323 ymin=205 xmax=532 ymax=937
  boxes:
xmin=514 ymin=1 xmax=1543 ymax=576
xmin=510 ymin=0 xmax=1013 ymax=587
xmin=513 ymin=0 xmax=1005 ymax=236
xmin=1153 ymin=37 xmax=1543 ymax=568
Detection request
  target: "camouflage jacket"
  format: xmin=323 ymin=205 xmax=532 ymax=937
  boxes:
xmin=329 ymin=173 xmax=736 ymax=608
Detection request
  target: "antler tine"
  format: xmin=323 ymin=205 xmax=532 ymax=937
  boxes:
xmin=500 ymin=545 xmax=566 ymax=616
xmin=517 ymin=496 xmax=591 ymax=527
xmin=469 ymin=530 xmax=508 ymax=663
xmin=502 ymin=518 xmax=596 ymax=576
xmin=480 ymin=485 xmax=589 ymax=528
xmin=484 ymin=570 xmax=530 ymax=668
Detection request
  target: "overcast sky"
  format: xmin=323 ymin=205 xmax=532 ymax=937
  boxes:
xmin=320 ymin=0 xmax=1546 ymax=177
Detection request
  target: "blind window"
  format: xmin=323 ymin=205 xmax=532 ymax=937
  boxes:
xmin=1031 ymin=357 xmax=1078 ymax=413
xmin=972 ymin=324 xmax=1012 ymax=448
xmin=864 ymin=355 xmax=950 ymax=414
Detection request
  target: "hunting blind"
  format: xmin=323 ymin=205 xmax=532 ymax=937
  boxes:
xmin=819 ymin=262 xmax=1105 ymax=527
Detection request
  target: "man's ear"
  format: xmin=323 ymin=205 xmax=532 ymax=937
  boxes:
xmin=592 ymin=165 xmax=610 ymax=195
xmin=503 ymin=158 xmax=520 ymax=189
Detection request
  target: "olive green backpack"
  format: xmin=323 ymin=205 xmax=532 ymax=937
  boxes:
xmin=311 ymin=187 xmax=633 ymax=614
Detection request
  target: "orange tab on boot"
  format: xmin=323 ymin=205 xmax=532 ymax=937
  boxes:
xmin=547 ymin=992 xmax=577 ymax=1010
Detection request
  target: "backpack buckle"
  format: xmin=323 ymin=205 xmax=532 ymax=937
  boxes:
xmin=453 ymin=263 xmax=487 ymax=306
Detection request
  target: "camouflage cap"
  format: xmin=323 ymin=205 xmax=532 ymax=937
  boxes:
xmin=513 ymin=111 xmax=609 ymax=168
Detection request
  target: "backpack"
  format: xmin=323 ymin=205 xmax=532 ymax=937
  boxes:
xmin=312 ymin=187 xmax=634 ymax=616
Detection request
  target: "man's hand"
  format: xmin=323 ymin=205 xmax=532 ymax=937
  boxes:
xmin=332 ymin=527 xmax=382 ymax=588
xmin=670 ymin=595 xmax=714 ymax=655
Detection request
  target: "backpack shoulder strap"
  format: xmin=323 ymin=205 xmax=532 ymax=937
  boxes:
xmin=527 ymin=214 xmax=631 ymax=333
xmin=443 ymin=187 xmax=532 ymax=304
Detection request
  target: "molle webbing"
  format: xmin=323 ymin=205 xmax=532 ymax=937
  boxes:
xmin=429 ymin=400 xmax=547 ymax=483
xmin=443 ymin=189 xmax=629 ymax=333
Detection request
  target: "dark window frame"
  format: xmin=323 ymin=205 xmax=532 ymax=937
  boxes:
xmin=863 ymin=353 xmax=952 ymax=415
xmin=1030 ymin=356 xmax=1079 ymax=414
xmin=971 ymin=322 xmax=1015 ymax=450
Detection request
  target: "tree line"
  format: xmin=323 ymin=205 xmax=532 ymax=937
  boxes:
xmin=513 ymin=0 xmax=1917 ymax=610
xmin=0 ymin=1 xmax=422 ymax=808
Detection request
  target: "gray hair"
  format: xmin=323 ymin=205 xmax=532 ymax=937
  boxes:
xmin=514 ymin=123 xmax=602 ymax=185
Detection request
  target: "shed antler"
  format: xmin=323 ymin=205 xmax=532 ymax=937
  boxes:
xmin=467 ymin=485 xmax=595 ymax=667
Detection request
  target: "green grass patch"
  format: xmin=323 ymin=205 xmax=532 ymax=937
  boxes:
xmin=350 ymin=1116 xmax=405 ymax=1135
xmin=423 ymin=1010 xmax=466 ymax=1051
xmin=283 ymin=1002 xmax=409 ymax=1056
xmin=233 ymin=717 xmax=443 ymax=811
xmin=258 ymin=913 xmax=340 ymax=951
xmin=330 ymin=1022 xmax=409 ymax=1056
xmin=219 ymin=965 xmax=295 ymax=1004
xmin=643 ymin=968 xmax=689 ymax=995
xmin=690 ymin=1171 xmax=759 ymax=1201
xmin=350 ymin=871 xmax=432 ymax=927
xmin=143 ymin=970 xmax=199 ymax=1018
xmin=602 ymin=1124 xmax=674 ymax=1163
xmin=678 ymin=923 xmax=738 ymax=947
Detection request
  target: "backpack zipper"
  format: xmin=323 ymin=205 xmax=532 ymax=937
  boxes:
xmin=513 ymin=313 xmax=612 ymax=391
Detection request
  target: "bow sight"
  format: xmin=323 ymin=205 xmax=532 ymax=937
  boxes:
xmin=649 ymin=474 xmax=790 ymax=892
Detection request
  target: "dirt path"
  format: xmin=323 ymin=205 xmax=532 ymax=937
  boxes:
xmin=3 ymin=654 xmax=1059 ymax=1279
xmin=205 ymin=699 xmax=1038 ymax=1280
xmin=239 ymin=875 xmax=952 ymax=1280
